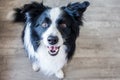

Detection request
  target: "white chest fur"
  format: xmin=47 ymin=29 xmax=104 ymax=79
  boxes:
xmin=24 ymin=23 xmax=67 ymax=76
xmin=37 ymin=44 xmax=67 ymax=75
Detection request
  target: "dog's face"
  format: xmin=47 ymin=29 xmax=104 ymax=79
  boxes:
xmin=34 ymin=8 xmax=73 ymax=56
xmin=22 ymin=2 xmax=89 ymax=56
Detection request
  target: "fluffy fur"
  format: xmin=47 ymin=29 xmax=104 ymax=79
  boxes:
xmin=10 ymin=1 xmax=89 ymax=79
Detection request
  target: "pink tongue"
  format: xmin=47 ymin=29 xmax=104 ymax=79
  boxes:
xmin=50 ymin=46 xmax=58 ymax=51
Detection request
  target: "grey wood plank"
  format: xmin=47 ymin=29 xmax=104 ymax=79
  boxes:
xmin=0 ymin=0 xmax=120 ymax=80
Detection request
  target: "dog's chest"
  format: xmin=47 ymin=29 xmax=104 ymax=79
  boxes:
xmin=36 ymin=45 xmax=67 ymax=75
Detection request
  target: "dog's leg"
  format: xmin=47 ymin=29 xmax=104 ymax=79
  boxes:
xmin=55 ymin=69 xmax=64 ymax=79
xmin=32 ymin=62 xmax=40 ymax=72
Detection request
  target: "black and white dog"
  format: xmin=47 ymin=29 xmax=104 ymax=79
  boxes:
xmin=10 ymin=1 xmax=89 ymax=79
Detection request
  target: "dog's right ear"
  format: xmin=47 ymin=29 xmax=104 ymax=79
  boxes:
xmin=9 ymin=2 xmax=49 ymax=23
xmin=63 ymin=1 xmax=90 ymax=23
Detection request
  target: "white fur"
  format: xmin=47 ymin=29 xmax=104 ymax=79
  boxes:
xmin=38 ymin=8 xmax=67 ymax=76
xmin=42 ymin=8 xmax=64 ymax=47
xmin=24 ymin=23 xmax=39 ymax=60
xmin=37 ymin=43 xmax=67 ymax=76
xmin=55 ymin=69 xmax=64 ymax=79
xmin=49 ymin=8 xmax=61 ymax=23
xmin=24 ymin=8 xmax=67 ymax=78
xmin=24 ymin=23 xmax=35 ymax=58
xmin=32 ymin=62 xmax=40 ymax=72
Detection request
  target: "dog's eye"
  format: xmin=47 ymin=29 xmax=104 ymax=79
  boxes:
xmin=42 ymin=22 xmax=48 ymax=28
xmin=60 ymin=23 xmax=67 ymax=28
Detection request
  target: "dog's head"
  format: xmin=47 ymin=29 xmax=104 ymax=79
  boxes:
xmin=17 ymin=1 xmax=89 ymax=56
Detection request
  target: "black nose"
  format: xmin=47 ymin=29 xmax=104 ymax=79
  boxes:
xmin=47 ymin=36 xmax=58 ymax=45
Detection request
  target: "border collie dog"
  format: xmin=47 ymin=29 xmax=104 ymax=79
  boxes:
xmin=11 ymin=1 xmax=89 ymax=79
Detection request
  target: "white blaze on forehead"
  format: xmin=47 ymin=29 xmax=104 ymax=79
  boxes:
xmin=49 ymin=8 xmax=61 ymax=23
xmin=42 ymin=7 xmax=64 ymax=46
xmin=46 ymin=7 xmax=62 ymax=36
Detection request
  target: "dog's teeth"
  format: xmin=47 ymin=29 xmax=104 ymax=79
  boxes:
xmin=47 ymin=46 xmax=60 ymax=55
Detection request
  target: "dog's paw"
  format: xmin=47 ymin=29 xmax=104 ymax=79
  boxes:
xmin=32 ymin=63 xmax=40 ymax=72
xmin=55 ymin=70 xmax=64 ymax=79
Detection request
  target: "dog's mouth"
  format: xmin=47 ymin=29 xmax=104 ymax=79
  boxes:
xmin=47 ymin=46 xmax=60 ymax=56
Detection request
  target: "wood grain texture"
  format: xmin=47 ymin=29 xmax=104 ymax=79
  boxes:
xmin=0 ymin=0 xmax=120 ymax=80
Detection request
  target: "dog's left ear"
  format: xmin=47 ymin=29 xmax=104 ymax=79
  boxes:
xmin=22 ymin=2 xmax=49 ymax=21
xmin=11 ymin=2 xmax=49 ymax=23
xmin=64 ymin=1 xmax=90 ymax=22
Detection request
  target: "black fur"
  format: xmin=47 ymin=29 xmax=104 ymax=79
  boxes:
xmin=13 ymin=2 xmax=49 ymax=22
xmin=13 ymin=1 xmax=89 ymax=61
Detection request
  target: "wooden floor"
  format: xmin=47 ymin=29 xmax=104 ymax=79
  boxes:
xmin=0 ymin=0 xmax=120 ymax=80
